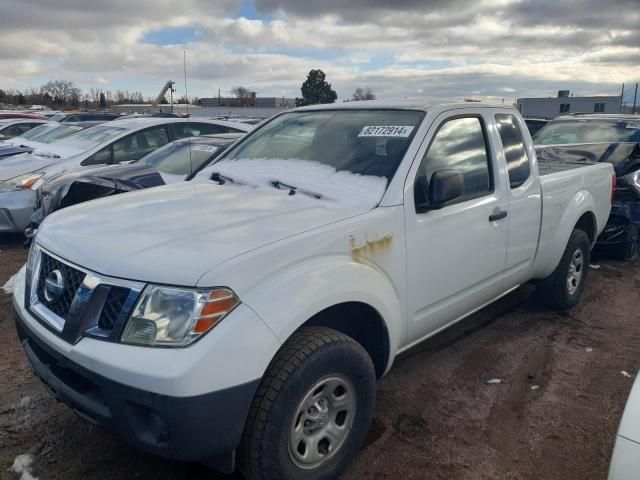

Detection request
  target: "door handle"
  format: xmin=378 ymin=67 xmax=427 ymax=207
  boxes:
xmin=489 ymin=209 xmax=508 ymax=222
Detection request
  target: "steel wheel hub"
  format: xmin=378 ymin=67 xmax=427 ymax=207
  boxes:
xmin=288 ymin=374 xmax=357 ymax=470
xmin=567 ymin=249 xmax=584 ymax=296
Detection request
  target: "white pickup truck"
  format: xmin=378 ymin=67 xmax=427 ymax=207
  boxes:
xmin=13 ymin=101 xmax=614 ymax=480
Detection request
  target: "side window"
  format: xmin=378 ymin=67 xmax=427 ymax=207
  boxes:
xmin=112 ymin=126 xmax=169 ymax=163
xmin=495 ymin=114 xmax=530 ymax=188
xmin=82 ymin=146 xmax=113 ymax=165
xmin=172 ymin=123 xmax=234 ymax=139
xmin=415 ymin=116 xmax=492 ymax=208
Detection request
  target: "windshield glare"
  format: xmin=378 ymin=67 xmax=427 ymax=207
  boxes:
xmin=204 ymin=109 xmax=424 ymax=208
xmin=534 ymin=120 xmax=640 ymax=145
xmin=31 ymin=124 xmax=86 ymax=144
xmin=17 ymin=124 xmax=52 ymax=140
xmin=54 ymin=125 xmax=126 ymax=150
xmin=137 ymin=140 xmax=218 ymax=177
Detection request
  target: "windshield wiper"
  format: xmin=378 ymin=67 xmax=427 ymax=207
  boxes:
xmin=271 ymin=180 xmax=323 ymax=199
xmin=210 ymin=172 xmax=235 ymax=185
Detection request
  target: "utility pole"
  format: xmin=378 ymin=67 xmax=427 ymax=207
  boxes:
xmin=620 ymin=83 xmax=625 ymax=108
xmin=633 ymin=83 xmax=638 ymax=115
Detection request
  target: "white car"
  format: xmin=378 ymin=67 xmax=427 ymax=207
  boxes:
xmin=13 ymin=101 xmax=613 ymax=479
xmin=0 ymin=118 xmax=252 ymax=232
xmin=609 ymin=373 xmax=640 ymax=479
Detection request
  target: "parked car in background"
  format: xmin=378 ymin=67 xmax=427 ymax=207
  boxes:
xmin=27 ymin=133 xmax=244 ymax=234
xmin=13 ymin=102 xmax=613 ymax=479
xmin=0 ymin=112 xmax=45 ymax=120
xmin=524 ymin=117 xmax=549 ymax=137
xmin=0 ymin=118 xmax=251 ymax=232
xmin=47 ymin=112 xmax=122 ymax=122
xmin=0 ymin=118 xmax=48 ymax=140
xmin=0 ymin=121 xmax=105 ymax=161
xmin=608 ymin=372 xmax=640 ymax=480
xmin=534 ymin=114 xmax=640 ymax=259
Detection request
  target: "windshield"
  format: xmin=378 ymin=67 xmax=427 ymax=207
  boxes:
xmin=48 ymin=114 xmax=66 ymax=122
xmin=137 ymin=140 xmax=219 ymax=178
xmin=204 ymin=109 xmax=424 ymax=208
xmin=534 ymin=119 xmax=640 ymax=145
xmin=17 ymin=123 xmax=53 ymax=140
xmin=29 ymin=124 xmax=86 ymax=144
xmin=53 ymin=125 xmax=126 ymax=151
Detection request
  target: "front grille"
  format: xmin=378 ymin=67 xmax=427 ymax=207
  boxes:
xmin=36 ymin=253 xmax=86 ymax=318
xmin=29 ymin=248 xmax=143 ymax=343
xmin=98 ymin=287 xmax=131 ymax=331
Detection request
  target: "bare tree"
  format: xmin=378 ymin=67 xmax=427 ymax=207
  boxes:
xmin=40 ymin=80 xmax=82 ymax=106
xmin=89 ymin=87 xmax=102 ymax=105
xmin=352 ymin=87 xmax=376 ymax=101
xmin=231 ymin=86 xmax=253 ymax=106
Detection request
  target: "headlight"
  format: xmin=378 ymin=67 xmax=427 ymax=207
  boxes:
xmin=0 ymin=172 xmax=45 ymax=192
xmin=25 ymin=241 xmax=39 ymax=281
xmin=121 ymin=285 xmax=240 ymax=347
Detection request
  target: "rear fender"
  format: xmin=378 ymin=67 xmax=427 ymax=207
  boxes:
xmin=534 ymin=189 xmax=597 ymax=279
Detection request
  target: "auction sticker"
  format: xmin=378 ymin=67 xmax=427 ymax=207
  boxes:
xmin=625 ymin=123 xmax=640 ymax=129
xmin=358 ymin=125 xmax=414 ymax=137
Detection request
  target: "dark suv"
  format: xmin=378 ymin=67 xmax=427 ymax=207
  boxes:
xmin=534 ymin=114 xmax=640 ymax=259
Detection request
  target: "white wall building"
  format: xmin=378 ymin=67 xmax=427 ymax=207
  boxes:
xmin=517 ymin=94 xmax=623 ymax=119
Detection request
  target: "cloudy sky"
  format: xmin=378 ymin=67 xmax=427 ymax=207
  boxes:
xmin=0 ymin=0 xmax=638 ymax=102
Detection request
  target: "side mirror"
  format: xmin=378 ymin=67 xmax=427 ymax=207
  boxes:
xmin=0 ymin=134 xmax=5 ymax=140
xmin=417 ymin=169 xmax=464 ymax=212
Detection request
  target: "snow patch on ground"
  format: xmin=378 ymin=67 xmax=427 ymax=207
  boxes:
xmin=10 ymin=454 xmax=38 ymax=480
xmin=2 ymin=272 xmax=18 ymax=295
xmin=196 ymin=158 xmax=388 ymax=209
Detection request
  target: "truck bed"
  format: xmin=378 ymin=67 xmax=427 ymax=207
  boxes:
xmin=538 ymin=159 xmax=593 ymax=176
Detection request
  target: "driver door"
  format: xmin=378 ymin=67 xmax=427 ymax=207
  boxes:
xmin=404 ymin=112 xmax=509 ymax=343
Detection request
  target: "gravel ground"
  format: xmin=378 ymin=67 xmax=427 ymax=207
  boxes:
xmin=1 ymin=233 xmax=638 ymax=480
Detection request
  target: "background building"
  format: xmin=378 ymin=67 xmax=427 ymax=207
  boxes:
xmin=516 ymin=91 xmax=627 ymax=119
xmin=199 ymin=94 xmax=295 ymax=108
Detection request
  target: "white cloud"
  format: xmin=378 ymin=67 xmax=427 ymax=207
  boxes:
xmin=0 ymin=0 xmax=637 ymax=101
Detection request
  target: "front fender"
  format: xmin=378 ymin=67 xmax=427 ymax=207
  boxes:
xmin=241 ymin=254 xmax=403 ymax=373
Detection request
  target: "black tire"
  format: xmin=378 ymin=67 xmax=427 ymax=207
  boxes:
xmin=239 ymin=327 xmax=376 ymax=480
xmin=537 ymin=229 xmax=591 ymax=310
xmin=612 ymin=224 xmax=638 ymax=261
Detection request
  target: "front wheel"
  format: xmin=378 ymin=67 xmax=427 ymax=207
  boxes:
xmin=239 ymin=327 xmax=377 ymax=480
xmin=537 ymin=229 xmax=591 ymax=310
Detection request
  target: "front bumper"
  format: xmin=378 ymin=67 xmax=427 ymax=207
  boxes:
xmin=14 ymin=307 xmax=258 ymax=472
xmin=0 ymin=189 xmax=36 ymax=232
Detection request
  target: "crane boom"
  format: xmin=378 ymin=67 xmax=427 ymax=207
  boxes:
xmin=152 ymin=80 xmax=175 ymax=109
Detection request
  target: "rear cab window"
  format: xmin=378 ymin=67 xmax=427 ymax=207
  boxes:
xmin=495 ymin=114 xmax=530 ymax=188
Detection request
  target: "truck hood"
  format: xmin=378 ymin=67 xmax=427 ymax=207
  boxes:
xmin=36 ymin=182 xmax=367 ymax=286
xmin=0 ymin=152 xmax=58 ymax=181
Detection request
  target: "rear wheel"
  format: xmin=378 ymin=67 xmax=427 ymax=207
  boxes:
xmin=537 ymin=229 xmax=590 ymax=310
xmin=239 ymin=327 xmax=376 ymax=480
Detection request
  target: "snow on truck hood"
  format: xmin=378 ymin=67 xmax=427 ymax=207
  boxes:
xmin=35 ymin=181 xmax=369 ymax=286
